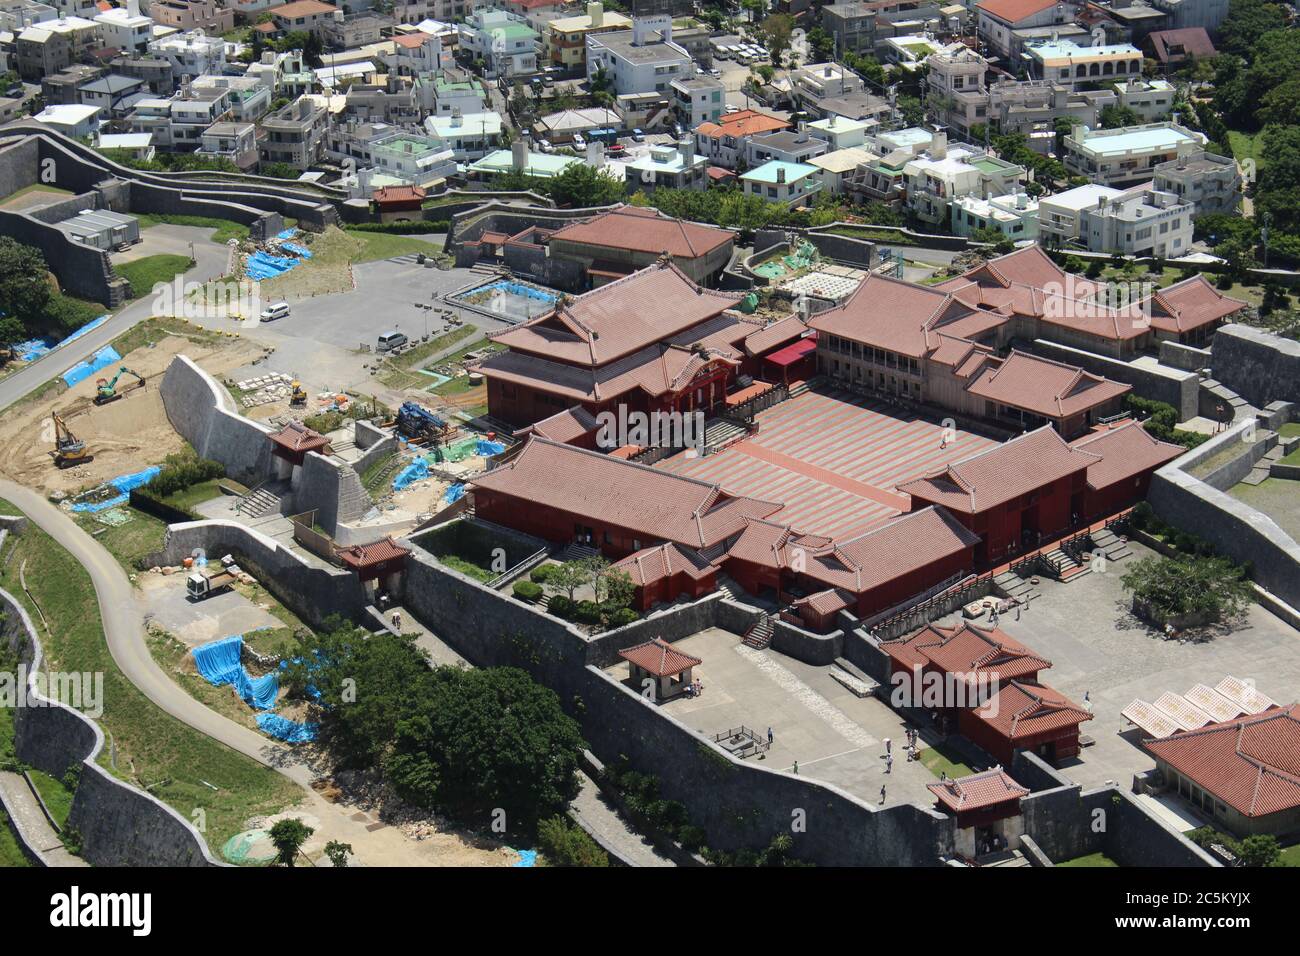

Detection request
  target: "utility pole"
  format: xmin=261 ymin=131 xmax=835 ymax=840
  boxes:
xmin=1260 ymin=210 xmax=1271 ymax=269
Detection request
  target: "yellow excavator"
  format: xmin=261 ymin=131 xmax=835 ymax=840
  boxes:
xmin=94 ymin=366 xmax=146 ymax=406
xmin=290 ymin=381 xmax=307 ymax=407
xmin=50 ymin=412 xmax=93 ymax=469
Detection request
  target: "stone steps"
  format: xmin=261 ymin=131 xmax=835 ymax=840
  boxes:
xmin=993 ymin=569 xmax=1039 ymax=603
xmin=831 ymin=658 xmax=879 ymax=698
xmin=742 ymin=616 xmax=774 ymax=649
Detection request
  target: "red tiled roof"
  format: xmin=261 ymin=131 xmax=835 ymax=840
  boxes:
xmin=928 ymin=767 xmax=1029 ymax=813
xmin=1070 ymin=420 xmax=1183 ymax=490
xmin=267 ymin=421 xmax=331 ymax=454
xmin=976 ymin=0 xmax=1060 ymax=24
xmin=613 ymin=542 xmax=714 ymax=587
xmin=517 ymin=405 xmax=599 ymax=444
xmin=964 ymin=349 xmax=1131 ymax=420
xmin=391 ymin=32 xmax=433 ymax=49
xmin=970 ymin=680 xmax=1093 ymax=740
xmin=337 ymin=536 xmax=411 ymax=569
xmin=619 ymin=637 xmax=702 ymax=676
xmin=882 ymin=622 xmax=1050 ymax=685
xmin=1149 ymin=27 xmax=1217 ymax=62
xmin=1143 ymin=275 xmax=1247 ymax=335
xmin=898 ymin=425 xmax=1101 ymax=514
xmin=487 ymin=261 xmax=743 ymax=367
xmin=373 ymin=184 xmax=426 ymax=203
xmin=743 ymin=315 xmax=808 ymax=357
xmin=1144 ymin=704 xmax=1300 ymax=818
xmin=471 ymin=437 xmax=782 ymax=551
xmin=696 ymin=110 xmax=789 ymax=139
xmin=270 ymin=0 xmax=337 ymax=17
xmin=548 ymin=205 xmax=735 ymax=260
xmin=808 ymin=273 xmax=953 ymax=358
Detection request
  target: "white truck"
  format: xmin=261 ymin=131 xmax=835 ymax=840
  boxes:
xmin=187 ymin=556 xmax=240 ymax=600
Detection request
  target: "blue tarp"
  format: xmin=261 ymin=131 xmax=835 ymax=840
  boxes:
xmin=62 ymin=345 xmax=121 ymax=387
xmin=512 ymin=849 xmax=537 ymax=867
xmin=281 ymin=242 xmax=312 ymax=259
xmin=276 ymin=228 xmax=298 ymax=240
xmin=192 ymin=635 xmax=280 ymax=710
xmin=475 ymin=439 xmax=505 ymax=457
xmin=443 ymin=483 xmax=465 ymax=504
xmin=471 ymin=280 xmax=558 ymax=304
xmin=393 ymin=457 xmax=430 ymax=491
xmin=257 ymin=713 xmax=318 ymax=743
xmin=245 ymin=250 xmax=300 ymax=281
xmin=14 ymin=314 xmax=110 ymax=363
xmin=68 ymin=465 xmax=161 ymax=513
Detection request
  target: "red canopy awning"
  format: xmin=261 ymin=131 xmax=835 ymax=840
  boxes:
xmin=764 ymin=336 xmax=817 ymax=367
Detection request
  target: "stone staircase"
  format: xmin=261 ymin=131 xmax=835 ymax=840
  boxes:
xmin=1089 ymin=527 xmax=1132 ymax=564
xmin=1198 ymin=377 xmax=1256 ymax=424
xmin=1243 ymin=442 xmax=1285 ymax=486
xmin=993 ymin=568 xmax=1039 ymax=604
xmin=981 ymin=849 xmax=1030 ymax=868
xmin=363 ymin=453 xmax=405 ymax=494
xmin=714 ymin=573 xmax=743 ymax=601
xmin=788 ymin=377 xmax=820 ymax=399
xmin=830 ymin=657 xmax=879 ymax=698
xmin=1042 ymin=546 xmax=1090 ymax=583
xmin=556 ymin=541 xmax=599 ymax=563
xmin=742 ymin=615 xmax=774 ymax=649
xmin=702 ymin=417 xmax=748 ymax=454
xmin=237 ymin=480 xmax=288 ymax=518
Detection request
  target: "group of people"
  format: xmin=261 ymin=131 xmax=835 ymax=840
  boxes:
xmin=684 ymin=678 xmax=704 ymax=698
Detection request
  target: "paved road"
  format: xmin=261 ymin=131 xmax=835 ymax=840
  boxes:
xmin=0 ymin=227 xmax=231 ymax=413
xmin=0 ymin=770 xmax=88 ymax=867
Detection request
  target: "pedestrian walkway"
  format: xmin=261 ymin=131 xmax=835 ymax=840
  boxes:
xmin=569 ymin=773 xmax=674 ymax=867
xmin=0 ymin=771 xmax=88 ymax=867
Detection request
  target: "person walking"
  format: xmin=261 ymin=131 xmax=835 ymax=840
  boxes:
xmin=792 ymin=760 xmax=799 ymax=775
xmin=879 ymin=785 xmax=887 ymax=805
xmin=391 ymin=610 xmax=402 ymax=631
xmin=885 ymin=753 xmax=893 ymax=774
xmin=884 ymin=737 xmax=892 ymax=755
xmin=767 ymin=726 xmax=774 ymax=746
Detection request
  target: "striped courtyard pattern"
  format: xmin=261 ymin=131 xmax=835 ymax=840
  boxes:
xmin=657 ymin=387 xmax=1000 ymax=540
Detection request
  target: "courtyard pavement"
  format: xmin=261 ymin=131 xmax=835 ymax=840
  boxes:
xmin=935 ymin=539 xmax=1300 ymax=792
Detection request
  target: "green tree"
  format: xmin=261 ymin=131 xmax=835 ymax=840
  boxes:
xmin=1120 ymin=554 xmax=1254 ymax=624
xmin=806 ymin=26 xmax=834 ymax=62
xmin=0 ymin=238 xmax=52 ymax=347
xmin=269 ymin=818 xmax=314 ymax=867
xmin=303 ymin=31 xmax=325 ymax=68
xmin=1099 ymin=103 xmax=1140 ymax=128
xmin=1237 ymin=834 xmax=1281 ymax=867
xmin=537 ymin=814 xmax=610 ymax=866
xmin=323 ymin=840 xmax=352 ymax=867
xmin=546 ymin=559 xmax=593 ymax=601
xmin=547 ymin=162 xmax=626 ymax=208
xmin=757 ymin=13 xmax=794 ymax=68
xmin=1218 ymin=0 xmax=1288 ymax=58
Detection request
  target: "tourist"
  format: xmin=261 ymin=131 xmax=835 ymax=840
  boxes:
xmin=884 ymin=737 xmax=891 ymax=755
xmin=885 ymin=754 xmax=893 ymax=774
xmin=792 ymin=760 xmax=799 ymax=775
xmin=879 ymin=785 xmax=886 ymax=804
xmin=391 ymin=610 xmax=402 ymax=631
xmin=767 ymin=726 xmax=774 ymax=745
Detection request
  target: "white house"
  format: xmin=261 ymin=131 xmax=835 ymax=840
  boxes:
xmin=33 ymin=102 xmax=100 ymax=138
xmin=586 ymin=16 xmax=691 ymax=97
xmin=741 ymin=160 xmax=822 ymax=207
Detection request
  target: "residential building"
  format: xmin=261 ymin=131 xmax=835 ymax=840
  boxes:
xmin=427 ymin=76 xmax=484 ymax=116
xmin=951 ymin=190 xmax=1039 ymax=240
xmin=192 ymin=74 xmax=271 ymax=122
xmin=458 ymin=8 xmax=537 ymax=79
xmin=269 ymin=0 xmax=337 ymax=40
xmin=15 ymin=16 xmax=100 ymax=81
xmin=1146 ymin=26 xmax=1215 ymax=70
xmin=386 ymin=30 xmax=448 ymax=76
xmin=322 ymin=12 xmax=390 ymax=51
xmin=902 ymin=135 xmax=1025 ymax=228
xmin=807 ymin=113 xmax=873 ymax=151
xmin=624 ymin=138 xmax=708 ymax=192
xmin=1115 ymin=77 xmax=1175 ymax=122
xmin=669 ymin=74 xmax=722 ymax=130
xmin=109 ymin=54 xmax=173 ymax=94
xmin=325 ymin=119 xmax=400 ymax=166
xmin=148 ymin=0 xmax=232 ymax=34
xmin=882 ymin=32 xmax=956 ymax=69
xmin=974 ymin=0 xmax=1073 ymax=59
xmin=96 ymin=130 xmax=155 ymax=161
xmin=740 ymin=160 xmax=822 ymax=208
xmin=1024 ymin=37 xmax=1144 ymax=90
xmin=468 ymin=142 xmax=584 ymax=179
xmin=1063 ymin=121 xmax=1206 ymax=187
xmin=41 ymin=63 xmax=103 ymax=104
xmin=533 ymin=106 xmax=620 ymax=144
xmin=260 ymin=94 xmax=329 ymax=169
xmin=814 ymin=92 xmax=893 ymax=124
xmin=147 ymin=29 xmax=225 ymax=79
xmin=423 ymin=108 xmax=502 ymax=160
xmin=789 ymin=61 xmax=864 ymax=112
xmin=1153 ymin=146 xmax=1240 ymax=216
xmin=585 ymin=17 xmax=691 ymax=96
xmin=371 ymin=131 xmax=457 ymax=188
xmin=32 ymin=101 xmax=99 ymax=137
xmin=1036 ymin=181 xmax=1122 ymax=247
xmin=693 ymin=109 xmax=788 ymax=170
xmin=1078 ymin=183 xmax=1194 ymax=258
xmin=196 ymin=120 xmax=258 ymax=169
xmin=76 ymin=72 xmax=146 ymax=116
xmin=544 ymin=1 xmax=630 ymax=70
xmin=94 ymin=2 xmax=152 ymax=54
xmin=807 ymin=146 xmax=876 ymax=196
xmin=820 ymin=0 xmax=946 ymax=58
xmin=745 ymin=129 xmax=828 ymax=168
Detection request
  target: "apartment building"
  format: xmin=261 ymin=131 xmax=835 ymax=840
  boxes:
xmin=807 ymin=113 xmax=874 ymax=151
xmin=260 ymin=94 xmax=329 ymax=169
xmin=386 ymin=30 xmax=448 ymax=76
xmin=148 ymin=0 xmax=233 ymax=34
xmin=1079 ymin=184 xmax=1193 ymax=258
xmin=41 ymin=63 xmax=103 ymax=104
xmin=585 ymin=17 xmax=691 ymax=96
xmin=745 ymin=129 xmax=829 ymax=168
xmin=148 ymin=30 xmax=226 ymax=79
xmin=270 ymin=0 xmax=338 ymax=40
xmin=624 ymin=139 xmax=708 ymax=191
xmin=1063 ymin=121 xmax=1206 ymax=187
xmin=94 ymin=1 xmax=152 ymax=55
xmin=693 ymin=109 xmax=789 ymax=170
xmin=459 ymin=8 xmax=538 ymax=79
xmin=670 ymin=74 xmax=723 ymax=130
xmin=1114 ymin=78 xmax=1174 ymax=123
xmin=15 ymin=16 xmax=101 ymax=81
xmin=1153 ymin=146 xmax=1241 ymax=216
xmin=1036 ymin=182 xmax=1122 ymax=247
xmin=196 ymin=120 xmax=258 ymax=170
xmin=371 ymin=131 xmax=457 ymax=188
xmin=789 ymin=61 xmax=864 ymax=112
xmin=1024 ymin=37 xmax=1144 ymax=90
xmin=974 ymin=0 xmax=1072 ymax=59
xmin=820 ymin=0 xmax=946 ymax=58
xmin=322 ymin=12 xmax=391 ymax=51
xmin=192 ymin=74 xmax=272 ymax=123
xmin=109 ymin=54 xmax=174 ymax=95
xmin=423 ymin=108 xmax=502 ymax=160
xmin=544 ymin=2 xmax=630 ymax=70
xmin=902 ymin=135 xmax=1024 ymax=228
xmin=951 ymin=190 xmax=1039 ymax=239
xmin=741 ymin=160 xmax=822 ymax=207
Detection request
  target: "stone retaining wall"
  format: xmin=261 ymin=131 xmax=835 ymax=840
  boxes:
xmin=159 ymin=355 xmax=274 ymax=486
xmin=1025 ymin=338 xmax=1199 ymax=420
xmin=1211 ymin=324 xmax=1300 ymax=408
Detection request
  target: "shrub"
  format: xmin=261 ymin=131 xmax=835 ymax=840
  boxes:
xmin=147 ymin=449 xmax=225 ymax=498
xmin=677 ymin=825 xmax=707 ymax=852
xmin=1121 ymin=554 xmax=1253 ymax=624
xmin=530 ymin=564 xmax=556 ymax=584
xmin=513 ymin=579 xmax=542 ymax=602
xmin=605 ymin=607 xmax=638 ymax=628
xmin=536 ymin=814 xmax=609 ymax=867
xmin=573 ymin=600 xmax=603 ymax=624
xmin=547 ymin=595 xmax=574 ymax=619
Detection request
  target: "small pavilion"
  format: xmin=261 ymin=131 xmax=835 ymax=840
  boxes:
xmin=619 ymin=638 xmax=701 ymax=702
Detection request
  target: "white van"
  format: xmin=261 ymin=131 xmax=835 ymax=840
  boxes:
xmin=260 ymin=301 xmax=290 ymax=321
xmin=376 ymin=330 xmax=409 ymax=352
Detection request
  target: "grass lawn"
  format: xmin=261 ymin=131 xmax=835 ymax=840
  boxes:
xmin=1278 ymin=843 xmax=1300 ymax=867
xmin=827 ymin=225 xmax=917 ymax=246
xmin=135 ymin=213 xmax=249 ymax=245
xmin=110 ymin=315 xmax=227 ymax=357
xmin=73 ymin=508 xmax=168 ymax=574
xmin=161 ymin=478 xmax=224 ymax=513
xmin=1227 ymin=130 xmax=1266 ymax=172
xmin=917 ymin=742 xmax=974 ymax=779
xmin=0 ymin=809 xmax=33 ymax=867
xmin=343 ymin=229 xmax=441 ymax=263
xmin=378 ymin=326 xmax=481 ymax=389
xmin=438 ymin=554 xmax=495 ymax=583
xmin=360 ymin=450 xmax=400 ymax=493
xmin=1057 ymin=851 xmax=1119 ymax=867
xmin=116 ymin=254 xmax=195 ymax=301
xmin=27 ymin=769 xmax=74 ymax=829
xmin=0 ymin=498 xmax=302 ymax=853
xmin=1282 ymin=447 xmax=1300 ymax=466
xmin=0 ymin=183 xmax=73 ymax=210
